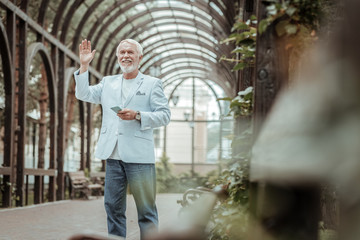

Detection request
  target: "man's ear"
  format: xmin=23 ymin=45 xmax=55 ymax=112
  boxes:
xmin=139 ymin=55 xmax=143 ymax=62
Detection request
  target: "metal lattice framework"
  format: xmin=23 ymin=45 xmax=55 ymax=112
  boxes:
xmin=0 ymin=0 xmax=239 ymax=207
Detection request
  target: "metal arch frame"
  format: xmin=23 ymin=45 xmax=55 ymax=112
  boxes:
xmin=0 ymin=19 xmax=15 ymax=207
xmin=96 ymin=14 xmax=227 ymax=57
xmin=110 ymin=44 xmax=217 ymax=74
xmin=159 ymin=65 xmax=220 ymax=81
xmin=102 ymin=12 xmax=234 ymax=76
xmin=159 ymin=66 xmax=231 ymax=94
xmin=106 ymin=50 xmax=234 ymax=95
xmin=26 ymin=0 xmax=235 ymax=82
xmin=163 ymin=70 xmax=233 ymax=96
xmin=163 ymin=76 xmax=226 ymax=166
xmin=167 ymin=77 xmax=224 ymax=114
xmin=124 ymin=15 xmax=228 ymax=40
xmin=209 ymin=0 xmax=236 ymax=24
xmin=139 ymin=31 xmax=231 ymax=56
xmin=50 ymin=0 xmax=70 ymax=37
xmin=88 ymin=0 xmax=139 ymax=59
xmin=70 ymin=0 xmax=103 ymax=53
xmin=141 ymin=46 xmax=222 ymax=69
xmin=0 ymin=0 xmax=102 ymax=79
xmin=163 ymin=72 xmax=233 ymax=97
xmin=63 ymin=66 xmax=87 ymax=171
xmin=59 ymin=0 xmax=85 ymax=43
xmin=143 ymin=52 xmax=234 ymax=87
xmin=37 ymin=0 xmax=49 ymax=28
xmin=160 ymin=66 xmax=215 ymax=80
xmin=69 ymin=0 xmax=231 ymax=56
xmin=89 ymin=2 xmax=229 ymax=48
xmin=75 ymin=0 xmax=129 ymax=52
xmin=108 ymin=50 xmax=234 ymax=90
xmin=142 ymin=54 xmax=234 ymax=90
xmin=93 ymin=6 xmax=230 ymax=72
xmin=25 ymin=42 xmax=58 ymax=201
xmin=78 ymin=100 xmax=86 ymax=171
xmin=107 ymin=35 xmax=234 ymax=79
xmin=126 ymin=20 xmax=231 ymax=54
xmin=122 ymin=10 xmax=229 ymax=40
xmin=140 ymin=38 xmax=233 ymax=73
xmin=64 ymin=67 xmax=77 ymax=101
xmin=107 ymin=36 xmax=234 ymax=81
xmin=177 ymin=0 xmax=231 ymax=31
xmin=35 ymin=0 xmax=236 ymax=88
xmin=144 ymin=58 xmax=215 ymax=74
xmin=0 ymin=0 xmax=240 ymax=204
xmin=189 ymin=0 xmax=230 ymax=31
xmin=152 ymin=59 xmax=214 ymax=73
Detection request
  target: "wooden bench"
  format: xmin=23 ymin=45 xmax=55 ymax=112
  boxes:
xmin=68 ymin=171 xmax=103 ymax=199
xmin=89 ymin=171 xmax=106 ymax=186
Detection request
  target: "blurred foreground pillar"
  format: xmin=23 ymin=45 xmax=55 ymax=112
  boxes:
xmin=249 ymin=0 xmax=320 ymax=239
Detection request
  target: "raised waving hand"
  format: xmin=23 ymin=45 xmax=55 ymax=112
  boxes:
xmin=79 ymin=39 xmax=96 ymax=74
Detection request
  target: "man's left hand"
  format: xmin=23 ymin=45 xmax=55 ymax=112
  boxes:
xmin=117 ymin=108 xmax=136 ymax=120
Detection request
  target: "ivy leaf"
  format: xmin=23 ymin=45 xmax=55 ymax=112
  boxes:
xmin=231 ymin=47 xmax=244 ymax=54
xmin=286 ymin=6 xmax=297 ymax=16
xmin=285 ymin=23 xmax=298 ymax=35
xmin=266 ymin=4 xmax=277 ymax=15
xmin=258 ymin=19 xmax=270 ymax=35
xmin=275 ymin=20 xmax=289 ymax=36
xmin=217 ymin=97 xmax=233 ymax=102
xmin=220 ymin=37 xmax=236 ymax=44
xmin=238 ymin=38 xmax=255 ymax=46
xmin=233 ymin=62 xmax=247 ymax=71
xmin=232 ymin=22 xmax=249 ymax=31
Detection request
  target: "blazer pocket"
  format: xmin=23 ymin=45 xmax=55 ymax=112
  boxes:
xmin=134 ymin=130 xmax=152 ymax=141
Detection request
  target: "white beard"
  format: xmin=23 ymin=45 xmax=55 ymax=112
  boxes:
xmin=118 ymin=60 xmax=137 ymax=73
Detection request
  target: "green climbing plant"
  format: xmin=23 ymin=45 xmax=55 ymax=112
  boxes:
xmin=220 ymin=15 xmax=257 ymax=71
xmin=209 ymin=1 xmax=328 ymax=239
xmin=210 ymin=87 xmax=253 ymax=240
xmin=258 ymin=0 xmax=322 ymax=36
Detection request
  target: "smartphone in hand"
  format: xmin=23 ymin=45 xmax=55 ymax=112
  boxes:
xmin=111 ymin=106 xmax=122 ymax=113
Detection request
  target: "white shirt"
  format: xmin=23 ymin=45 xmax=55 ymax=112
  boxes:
xmin=109 ymin=76 xmax=137 ymax=160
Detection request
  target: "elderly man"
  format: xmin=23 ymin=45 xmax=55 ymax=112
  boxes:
xmin=74 ymin=39 xmax=171 ymax=239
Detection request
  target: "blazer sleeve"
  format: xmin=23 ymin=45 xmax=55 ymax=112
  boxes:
xmin=74 ymin=69 xmax=103 ymax=104
xmin=140 ymin=79 xmax=171 ymax=130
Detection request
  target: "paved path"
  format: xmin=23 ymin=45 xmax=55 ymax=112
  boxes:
xmin=0 ymin=194 xmax=182 ymax=240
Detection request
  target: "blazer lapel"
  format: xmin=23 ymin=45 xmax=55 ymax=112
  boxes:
xmin=123 ymin=72 xmax=144 ymax=107
xmin=115 ymin=75 xmax=124 ymax=108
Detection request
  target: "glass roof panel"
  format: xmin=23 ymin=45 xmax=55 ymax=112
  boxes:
xmin=43 ymin=0 xmax=234 ymax=95
xmin=161 ymin=62 xmax=212 ymax=74
xmin=140 ymin=48 xmax=216 ymax=72
xmin=162 ymin=69 xmax=209 ymax=80
xmin=206 ymin=80 xmax=227 ymax=99
xmin=191 ymin=6 xmax=212 ymax=21
xmin=163 ymin=73 xmax=208 ymax=86
xmin=161 ymin=58 xmax=207 ymax=68
xmin=210 ymin=2 xmax=224 ymax=16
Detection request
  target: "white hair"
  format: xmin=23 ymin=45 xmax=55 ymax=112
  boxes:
xmin=116 ymin=39 xmax=143 ymax=57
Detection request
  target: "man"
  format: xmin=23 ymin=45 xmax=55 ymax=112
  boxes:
xmin=74 ymin=39 xmax=171 ymax=239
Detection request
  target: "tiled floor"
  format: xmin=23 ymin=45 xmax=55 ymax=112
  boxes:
xmin=0 ymin=194 xmax=182 ymax=240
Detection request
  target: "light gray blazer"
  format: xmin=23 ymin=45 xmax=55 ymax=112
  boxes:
xmin=74 ymin=70 xmax=171 ymax=163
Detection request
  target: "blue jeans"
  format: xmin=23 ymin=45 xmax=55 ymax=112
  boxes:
xmin=104 ymin=159 xmax=158 ymax=239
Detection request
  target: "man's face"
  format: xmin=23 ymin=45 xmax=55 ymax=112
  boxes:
xmin=117 ymin=42 xmax=142 ymax=74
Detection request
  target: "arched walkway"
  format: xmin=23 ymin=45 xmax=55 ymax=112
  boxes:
xmin=0 ymin=194 xmax=182 ymax=240
xmin=0 ymin=0 xmax=241 ymax=208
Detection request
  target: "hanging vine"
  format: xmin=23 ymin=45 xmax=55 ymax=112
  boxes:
xmin=209 ymin=1 xmax=329 ymax=239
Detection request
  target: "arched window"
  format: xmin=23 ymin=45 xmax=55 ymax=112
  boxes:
xmin=157 ymin=77 xmax=233 ymax=177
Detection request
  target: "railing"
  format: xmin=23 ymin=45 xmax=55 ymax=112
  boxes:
xmin=1 ymin=167 xmax=57 ymax=207
xmin=24 ymin=168 xmax=57 ymax=205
